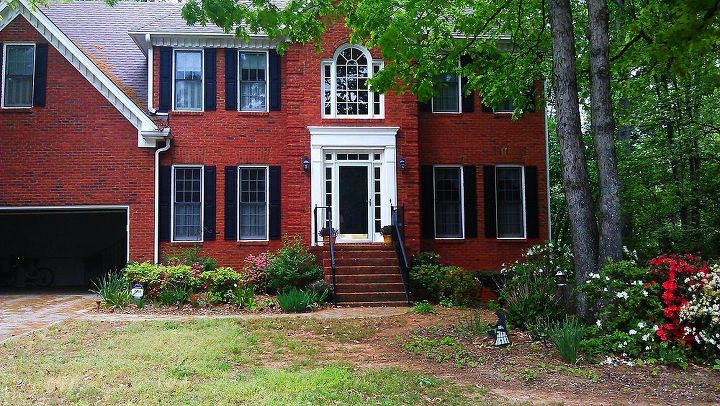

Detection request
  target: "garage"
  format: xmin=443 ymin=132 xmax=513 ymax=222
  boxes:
xmin=0 ymin=207 xmax=128 ymax=291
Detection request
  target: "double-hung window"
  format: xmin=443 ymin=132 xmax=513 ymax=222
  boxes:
xmin=496 ymin=166 xmax=526 ymax=238
xmin=2 ymin=44 xmax=35 ymax=108
xmin=434 ymin=166 xmax=464 ymax=238
xmin=174 ymin=50 xmax=203 ymax=111
xmin=238 ymin=166 xmax=268 ymax=240
xmin=432 ymin=73 xmax=461 ymax=113
xmin=173 ymin=166 xmax=203 ymax=242
xmin=239 ymin=52 xmax=267 ymax=111
xmin=494 ymin=98 xmax=514 ymax=114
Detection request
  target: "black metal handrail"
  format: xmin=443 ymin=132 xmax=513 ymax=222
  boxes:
xmin=313 ymin=205 xmax=337 ymax=306
xmin=391 ymin=206 xmax=411 ymax=304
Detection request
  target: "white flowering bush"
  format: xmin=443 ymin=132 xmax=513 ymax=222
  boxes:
xmin=679 ymin=265 xmax=720 ymax=358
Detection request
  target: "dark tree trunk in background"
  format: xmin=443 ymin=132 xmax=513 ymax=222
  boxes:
xmin=587 ymin=0 xmax=623 ymax=266
xmin=549 ymin=0 xmax=598 ymax=318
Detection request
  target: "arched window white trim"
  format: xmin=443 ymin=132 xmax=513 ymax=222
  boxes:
xmin=321 ymin=44 xmax=384 ymax=119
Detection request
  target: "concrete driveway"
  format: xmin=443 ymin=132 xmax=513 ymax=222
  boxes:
xmin=0 ymin=293 xmax=97 ymax=343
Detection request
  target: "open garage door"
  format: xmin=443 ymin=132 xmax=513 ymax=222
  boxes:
xmin=0 ymin=207 xmax=128 ymax=291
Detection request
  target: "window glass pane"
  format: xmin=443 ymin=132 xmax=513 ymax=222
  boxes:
xmin=174 ymin=167 xmax=202 ymax=241
xmin=496 ymin=98 xmax=514 ymax=112
xmin=239 ymin=167 xmax=267 ymax=240
xmin=174 ymin=51 xmax=202 ymax=111
xmin=239 ymin=52 xmax=267 ymax=111
xmin=496 ymin=167 xmax=525 ymax=238
xmin=434 ymin=167 xmax=463 ymax=238
xmin=432 ymin=73 xmax=459 ymax=112
xmin=334 ymin=46 xmax=370 ymax=116
xmin=3 ymin=45 xmax=34 ymax=107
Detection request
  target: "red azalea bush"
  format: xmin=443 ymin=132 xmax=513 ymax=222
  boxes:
xmin=649 ymin=254 xmax=709 ymax=346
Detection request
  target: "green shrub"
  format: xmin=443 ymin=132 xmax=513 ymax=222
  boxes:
xmin=411 ymin=301 xmax=435 ymax=314
xmin=124 ymin=261 xmax=162 ymax=287
xmin=163 ymin=264 xmax=200 ymax=290
xmin=306 ymin=279 xmax=333 ymax=303
xmin=164 ymin=246 xmax=217 ymax=273
xmin=409 ymin=254 xmax=479 ymax=306
xmin=158 ymin=286 xmax=191 ymax=306
xmin=276 ymin=288 xmax=327 ymax=312
xmin=201 ymin=267 xmax=244 ymax=303
xmin=91 ymin=272 xmax=132 ymax=309
xmin=548 ymin=317 xmax=585 ymax=364
xmin=267 ymin=237 xmax=322 ymax=292
xmin=498 ymin=242 xmax=572 ymax=329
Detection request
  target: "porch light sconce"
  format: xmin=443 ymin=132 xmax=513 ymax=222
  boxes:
xmin=399 ymin=157 xmax=407 ymax=171
xmin=302 ymin=156 xmax=310 ymax=173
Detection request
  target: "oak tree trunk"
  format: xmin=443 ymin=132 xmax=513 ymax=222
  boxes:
xmin=587 ymin=0 xmax=623 ymax=266
xmin=549 ymin=0 xmax=598 ymax=318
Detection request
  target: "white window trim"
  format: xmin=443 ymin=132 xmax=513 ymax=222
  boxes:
xmin=321 ymin=44 xmax=384 ymax=119
xmin=237 ymin=165 xmax=270 ymax=242
xmin=433 ymin=165 xmax=465 ymax=240
xmin=237 ymin=50 xmax=270 ymax=112
xmin=1 ymin=42 xmax=36 ymax=109
xmin=495 ymin=164 xmax=527 ymax=240
xmin=171 ymin=164 xmax=205 ymax=243
xmin=171 ymin=48 xmax=204 ymax=112
xmin=493 ymin=99 xmax=514 ymax=114
xmin=431 ymin=59 xmax=462 ymax=114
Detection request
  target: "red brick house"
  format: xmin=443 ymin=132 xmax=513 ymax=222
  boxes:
xmin=0 ymin=1 xmax=548 ymax=303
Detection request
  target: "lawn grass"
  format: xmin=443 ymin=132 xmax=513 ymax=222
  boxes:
xmin=0 ymin=318 xmax=482 ymax=405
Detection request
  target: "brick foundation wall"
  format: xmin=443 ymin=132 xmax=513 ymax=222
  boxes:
xmin=0 ymin=17 xmax=156 ymax=261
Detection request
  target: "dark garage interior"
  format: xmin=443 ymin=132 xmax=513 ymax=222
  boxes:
xmin=0 ymin=209 xmax=127 ymax=291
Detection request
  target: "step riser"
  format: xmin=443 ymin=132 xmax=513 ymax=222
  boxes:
xmin=337 ymin=301 xmax=409 ymax=307
xmin=335 ymin=274 xmax=403 ymax=283
xmin=326 ymin=267 xmax=401 ymax=275
xmin=331 ymin=259 xmax=399 ymax=267
xmin=325 ymin=253 xmax=398 ymax=260
xmin=335 ymin=292 xmax=407 ymax=302
xmin=335 ymin=283 xmax=406 ymax=293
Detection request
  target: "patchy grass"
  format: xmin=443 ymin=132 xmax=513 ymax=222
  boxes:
xmin=0 ymin=318 xmax=481 ymax=405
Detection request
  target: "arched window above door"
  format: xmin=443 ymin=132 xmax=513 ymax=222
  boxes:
xmin=322 ymin=44 xmax=384 ymax=118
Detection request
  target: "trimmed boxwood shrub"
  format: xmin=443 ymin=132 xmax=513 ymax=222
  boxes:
xmin=409 ymin=252 xmax=479 ymax=306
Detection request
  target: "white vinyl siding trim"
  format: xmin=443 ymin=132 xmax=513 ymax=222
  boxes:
xmin=171 ymin=165 xmax=204 ymax=242
xmin=237 ymin=165 xmax=269 ymax=242
xmin=495 ymin=165 xmax=527 ymax=239
xmin=1 ymin=42 xmax=35 ymax=109
xmin=172 ymin=49 xmax=204 ymax=112
xmin=238 ymin=50 xmax=269 ymax=112
xmin=433 ymin=165 xmax=465 ymax=239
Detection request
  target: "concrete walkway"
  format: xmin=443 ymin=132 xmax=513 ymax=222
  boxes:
xmin=0 ymin=293 xmax=407 ymax=344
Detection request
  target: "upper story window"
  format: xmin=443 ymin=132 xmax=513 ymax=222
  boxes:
xmin=322 ymin=44 xmax=383 ymax=118
xmin=494 ymin=98 xmax=514 ymax=114
xmin=174 ymin=50 xmax=203 ymax=111
xmin=432 ymin=71 xmax=462 ymax=113
xmin=2 ymin=44 xmax=35 ymax=108
xmin=239 ymin=52 xmax=268 ymax=112
xmin=496 ymin=166 xmax=526 ymax=239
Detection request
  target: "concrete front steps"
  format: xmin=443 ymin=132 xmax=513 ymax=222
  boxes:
xmin=322 ymin=244 xmax=409 ymax=307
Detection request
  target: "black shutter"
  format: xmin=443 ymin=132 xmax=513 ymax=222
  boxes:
xmin=526 ymin=85 xmax=538 ymax=112
xmin=33 ymin=44 xmax=48 ymax=107
xmin=420 ymin=165 xmax=435 ymax=238
xmin=460 ymin=55 xmax=474 ymax=113
xmin=203 ymin=166 xmax=217 ymax=240
xmin=524 ymin=166 xmax=540 ymax=238
xmin=269 ymin=49 xmax=281 ymax=111
xmin=269 ymin=166 xmax=281 ymax=240
xmin=158 ymin=47 xmax=172 ymax=113
xmin=224 ymin=166 xmax=238 ymax=240
xmin=483 ymin=165 xmax=497 ymax=238
xmin=225 ymin=48 xmax=238 ymax=110
xmin=419 ymin=99 xmax=431 ymax=112
xmin=204 ymin=48 xmax=217 ymax=111
xmin=463 ymin=165 xmax=478 ymax=238
xmin=159 ymin=166 xmax=172 ymax=242
xmin=481 ymin=99 xmax=494 ymax=113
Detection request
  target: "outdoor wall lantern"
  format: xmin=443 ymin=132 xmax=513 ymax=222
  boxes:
xmin=302 ymin=156 xmax=310 ymax=173
xmin=399 ymin=157 xmax=407 ymax=171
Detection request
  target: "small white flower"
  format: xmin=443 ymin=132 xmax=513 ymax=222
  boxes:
xmin=642 ymin=290 xmax=648 ymax=297
xmin=645 ymin=346 xmax=650 ymax=351
xmin=616 ymin=291 xmax=629 ymax=300
xmin=629 ymin=329 xmax=637 ymax=335
xmin=596 ymin=320 xmax=602 ymax=328
xmin=637 ymin=322 xmax=646 ymax=329
xmin=642 ymin=334 xmax=650 ymax=341
xmin=653 ymin=325 xmax=659 ymax=332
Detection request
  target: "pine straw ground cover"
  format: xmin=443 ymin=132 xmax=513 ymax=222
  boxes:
xmin=1 ymin=308 xmax=718 ymax=405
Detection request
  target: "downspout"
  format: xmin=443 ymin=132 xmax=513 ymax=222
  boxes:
xmin=154 ymin=139 xmax=171 ymax=264
xmin=544 ymin=79 xmax=552 ymax=241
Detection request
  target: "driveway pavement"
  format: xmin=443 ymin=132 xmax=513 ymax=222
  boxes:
xmin=0 ymin=293 xmax=97 ymax=343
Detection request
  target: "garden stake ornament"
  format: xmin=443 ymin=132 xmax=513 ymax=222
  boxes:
xmin=493 ymin=310 xmax=511 ymax=347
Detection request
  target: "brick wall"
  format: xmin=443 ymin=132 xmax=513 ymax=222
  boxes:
xmin=0 ymin=16 xmax=156 ymax=261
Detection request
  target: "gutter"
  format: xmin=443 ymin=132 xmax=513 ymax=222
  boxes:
xmin=544 ymin=80 xmax=552 ymax=241
xmin=154 ymin=139 xmax=172 ymax=264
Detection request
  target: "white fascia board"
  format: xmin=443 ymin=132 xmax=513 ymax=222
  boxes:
xmin=1 ymin=0 xmax=165 ymax=147
xmin=308 ymin=126 xmax=400 ymax=148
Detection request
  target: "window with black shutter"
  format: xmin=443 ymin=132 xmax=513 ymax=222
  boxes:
xmin=495 ymin=166 xmax=526 ymax=239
